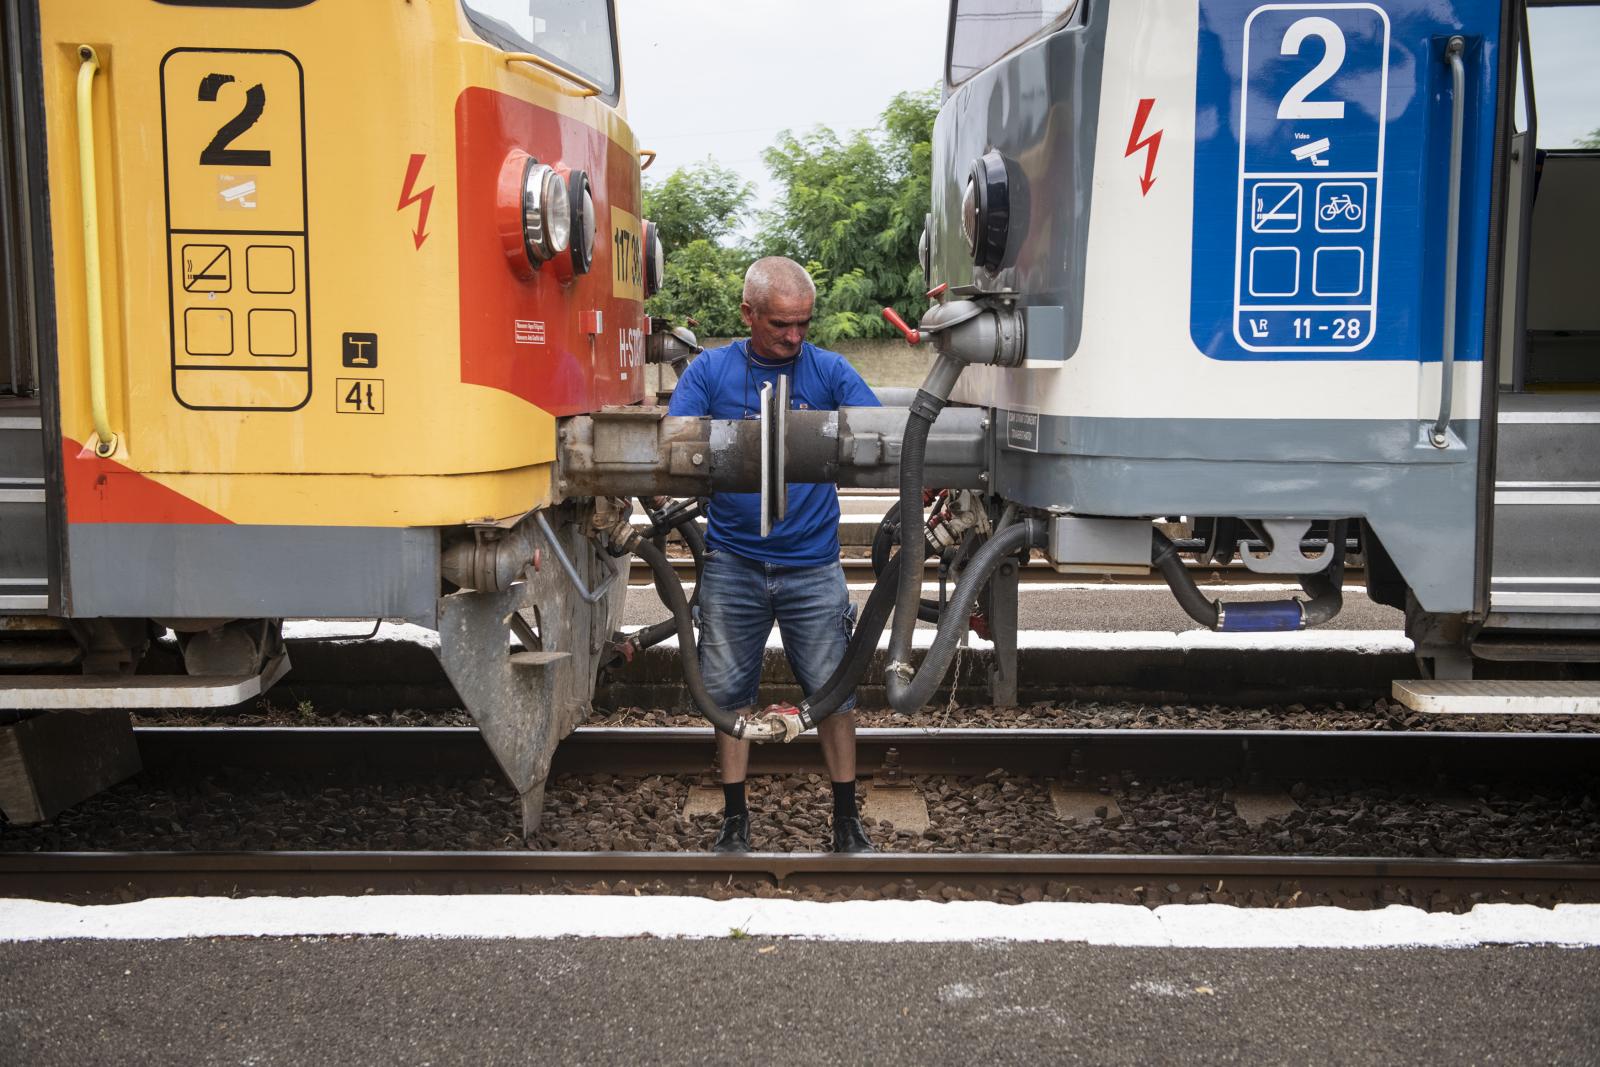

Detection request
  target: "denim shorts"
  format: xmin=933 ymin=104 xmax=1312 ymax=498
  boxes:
xmin=693 ymin=549 xmax=857 ymax=715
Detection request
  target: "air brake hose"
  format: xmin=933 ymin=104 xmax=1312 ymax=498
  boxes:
xmin=884 ymin=518 xmax=1044 ymax=714
xmin=789 ymin=552 xmax=905 ymax=729
xmin=630 ymin=536 xmax=751 ymax=739
xmin=869 ymin=502 xmax=942 ymax=624
xmin=1152 ymin=526 xmax=1347 ymax=632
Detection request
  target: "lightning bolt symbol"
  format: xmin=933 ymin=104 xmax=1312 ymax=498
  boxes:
xmin=397 ymin=153 xmax=433 ymax=250
xmin=1124 ymin=98 xmax=1161 ymax=197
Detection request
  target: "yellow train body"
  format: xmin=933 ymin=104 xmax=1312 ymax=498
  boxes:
xmin=38 ymin=0 xmax=643 ymax=530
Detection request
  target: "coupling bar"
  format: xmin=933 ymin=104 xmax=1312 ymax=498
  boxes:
xmin=557 ymin=405 xmax=990 ymax=499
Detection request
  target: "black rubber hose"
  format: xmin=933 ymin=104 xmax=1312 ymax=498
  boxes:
xmin=1297 ymin=520 xmax=1347 ymax=627
xmin=631 ymin=537 xmax=747 ymax=738
xmin=885 ymin=518 xmax=1043 ymax=713
xmin=884 ymin=409 xmax=935 ymax=701
xmin=870 ymin=502 xmax=942 ymax=624
xmin=793 ymin=553 xmax=904 ymax=728
xmin=1152 ymin=529 xmax=1221 ymax=629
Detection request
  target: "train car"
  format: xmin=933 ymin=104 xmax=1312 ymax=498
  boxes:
xmin=894 ymin=0 xmax=1598 ymax=707
xmin=558 ymin=0 xmax=1599 ymax=741
xmin=0 ymin=0 xmax=663 ymax=829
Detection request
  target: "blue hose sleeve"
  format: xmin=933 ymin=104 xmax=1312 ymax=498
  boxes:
xmin=1217 ymin=600 xmax=1302 ymax=632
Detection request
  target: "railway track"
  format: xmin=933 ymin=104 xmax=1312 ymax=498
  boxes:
xmin=123 ymin=724 xmax=1600 ymax=781
xmin=4 ymin=726 xmax=1597 ymax=905
xmin=6 ymin=850 xmax=1593 ymax=905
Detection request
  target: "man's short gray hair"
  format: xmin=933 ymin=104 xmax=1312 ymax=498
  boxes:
xmin=742 ymin=256 xmax=816 ymax=308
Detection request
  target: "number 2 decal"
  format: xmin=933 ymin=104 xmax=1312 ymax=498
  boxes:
xmin=1277 ymin=16 xmax=1347 ymax=120
xmin=197 ymin=72 xmax=271 ymax=167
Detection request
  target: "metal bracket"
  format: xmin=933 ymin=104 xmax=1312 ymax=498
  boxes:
xmin=757 ymin=377 xmax=789 ymax=536
xmin=1240 ymin=520 xmax=1334 ymax=575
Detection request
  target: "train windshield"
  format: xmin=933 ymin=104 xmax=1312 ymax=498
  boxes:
xmin=1522 ymin=4 xmax=1600 ymax=150
xmin=948 ymin=0 xmax=1079 ymax=85
xmin=461 ymin=0 xmax=618 ymax=97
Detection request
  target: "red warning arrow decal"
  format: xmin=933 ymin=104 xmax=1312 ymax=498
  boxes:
xmin=397 ymin=153 xmax=433 ymax=249
xmin=1124 ymin=98 xmax=1162 ymax=197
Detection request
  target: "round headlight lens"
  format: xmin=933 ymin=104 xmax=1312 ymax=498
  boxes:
xmin=643 ymin=220 xmax=666 ymax=298
xmin=566 ymin=170 xmax=596 ymax=274
xmin=577 ymin=186 xmax=596 ymax=267
xmin=918 ymin=215 xmax=931 ymax=288
xmin=521 ymin=162 xmax=571 ymax=264
xmin=967 ymin=150 xmax=1012 ymax=272
xmin=960 ymin=178 xmax=978 ymax=256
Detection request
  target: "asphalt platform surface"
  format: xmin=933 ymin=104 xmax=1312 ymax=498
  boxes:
xmin=5 ymin=938 xmax=1596 ymax=1064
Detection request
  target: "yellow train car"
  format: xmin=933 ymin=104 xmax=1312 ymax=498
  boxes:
xmin=0 ymin=0 xmax=655 ymax=828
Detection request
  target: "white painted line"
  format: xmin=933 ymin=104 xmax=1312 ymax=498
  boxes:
xmin=2 ymin=896 xmax=1596 ymax=948
xmin=283 ymin=620 xmax=440 ymax=649
xmin=629 ymin=628 xmax=1414 ymax=655
xmin=279 ymin=621 xmax=1410 ymax=656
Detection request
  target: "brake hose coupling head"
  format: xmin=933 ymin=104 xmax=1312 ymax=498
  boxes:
xmin=756 ymin=703 xmax=804 ymax=744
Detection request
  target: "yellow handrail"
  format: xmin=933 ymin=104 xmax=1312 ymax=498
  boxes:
xmin=501 ymin=52 xmax=601 ymax=97
xmin=75 ymin=45 xmax=117 ymax=458
xmin=639 ymin=149 xmax=657 ymax=172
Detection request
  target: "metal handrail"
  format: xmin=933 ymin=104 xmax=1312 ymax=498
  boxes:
xmin=501 ymin=52 xmax=601 ymax=97
xmin=75 ymin=45 xmax=117 ymax=457
xmin=1432 ymin=36 xmax=1467 ymax=448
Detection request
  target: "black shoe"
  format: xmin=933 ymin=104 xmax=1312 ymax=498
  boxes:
xmin=832 ymin=815 xmax=875 ymax=853
xmin=712 ymin=812 xmax=750 ymax=853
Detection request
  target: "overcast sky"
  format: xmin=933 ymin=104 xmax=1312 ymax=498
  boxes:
xmin=616 ymin=0 xmax=949 ymax=215
xmin=614 ymin=1 xmax=1599 ymax=216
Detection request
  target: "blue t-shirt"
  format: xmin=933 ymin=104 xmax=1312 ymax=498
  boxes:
xmin=667 ymin=341 xmax=880 ymax=566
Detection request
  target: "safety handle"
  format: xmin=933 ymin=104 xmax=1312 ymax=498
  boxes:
xmin=1431 ymin=36 xmax=1466 ymax=449
xmin=75 ymin=45 xmax=118 ymax=458
xmin=758 ymin=381 xmax=774 ymax=537
xmin=881 ymin=306 xmax=921 ymax=345
xmin=639 ymin=149 xmax=658 ymax=172
xmin=502 ymin=52 xmax=601 ymax=97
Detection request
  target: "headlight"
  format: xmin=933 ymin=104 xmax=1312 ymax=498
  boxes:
xmin=643 ymin=220 xmax=665 ymax=298
xmin=521 ymin=161 xmax=571 ymax=264
xmin=960 ymin=179 xmax=978 ymax=257
xmin=966 ymin=149 xmax=1012 ymax=272
xmin=568 ymin=169 xmax=596 ymax=274
xmin=918 ymin=215 xmax=931 ymax=288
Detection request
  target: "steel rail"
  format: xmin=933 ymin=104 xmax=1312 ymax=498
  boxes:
xmin=129 ymin=726 xmax=1600 ymax=783
xmin=4 ymin=850 xmax=1596 ymax=904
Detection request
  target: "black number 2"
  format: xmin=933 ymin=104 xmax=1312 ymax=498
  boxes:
xmin=197 ymin=73 xmax=270 ymax=167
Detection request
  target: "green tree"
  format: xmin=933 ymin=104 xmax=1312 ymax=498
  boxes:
xmin=642 ymin=160 xmax=754 ymax=249
xmin=641 ymin=161 xmax=755 ymax=334
xmin=758 ymin=87 xmax=938 ymax=344
xmin=639 ymin=89 xmax=940 ymax=346
xmin=1579 ymin=127 xmax=1600 ymax=149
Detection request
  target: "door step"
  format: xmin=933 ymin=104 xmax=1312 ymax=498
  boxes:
xmin=1393 ymin=679 xmax=1600 ymax=716
xmin=0 ymin=653 xmax=289 ymax=710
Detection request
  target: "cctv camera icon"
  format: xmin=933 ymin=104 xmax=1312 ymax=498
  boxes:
xmin=1291 ymin=138 xmax=1332 ymax=167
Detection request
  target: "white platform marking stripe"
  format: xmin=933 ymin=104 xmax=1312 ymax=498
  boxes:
xmin=280 ymin=622 xmax=1412 ymax=655
xmin=2 ymin=896 xmax=1597 ymax=948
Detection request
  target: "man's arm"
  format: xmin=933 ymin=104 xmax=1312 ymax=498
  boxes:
xmin=666 ymin=354 xmax=712 ymax=417
xmin=833 ymin=356 xmax=881 ymax=409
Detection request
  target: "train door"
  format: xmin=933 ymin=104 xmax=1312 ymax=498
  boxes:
xmin=1483 ymin=0 xmax=1600 ymax=639
xmin=0 ymin=1 xmax=52 ymax=619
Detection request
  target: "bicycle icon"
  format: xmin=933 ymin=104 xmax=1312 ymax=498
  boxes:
xmin=1315 ymin=184 xmax=1367 ymax=233
xmin=1319 ymin=194 xmax=1362 ymax=223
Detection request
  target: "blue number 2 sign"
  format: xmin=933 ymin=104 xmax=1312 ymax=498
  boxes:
xmin=1190 ymin=0 xmax=1502 ymax=363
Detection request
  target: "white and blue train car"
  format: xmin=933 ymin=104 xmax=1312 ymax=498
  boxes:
xmin=921 ymin=0 xmax=1599 ymax=707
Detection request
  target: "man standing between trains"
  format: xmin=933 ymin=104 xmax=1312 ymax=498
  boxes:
xmin=667 ymin=257 xmax=880 ymax=853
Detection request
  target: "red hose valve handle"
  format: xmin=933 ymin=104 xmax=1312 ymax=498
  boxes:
xmin=881 ymin=307 xmax=920 ymax=346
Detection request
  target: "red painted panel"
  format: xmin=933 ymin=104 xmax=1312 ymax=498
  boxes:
xmin=64 ymin=438 xmax=231 ymax=525
xmin=455 ymin=88 xmax=645 ymax=415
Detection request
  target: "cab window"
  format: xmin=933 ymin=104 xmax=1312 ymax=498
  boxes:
xmin=1523 ymin=4 xmax=1600 ymax=150
xmin=948 ymin=0 xmax=1079 ymax=86
xmin=461 ymin=0 xmax=618 ymax=98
